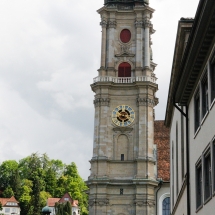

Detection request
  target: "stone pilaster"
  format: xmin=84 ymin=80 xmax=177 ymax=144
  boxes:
xmin=135 ymin=18 xmax=143 ymax=76
xmin=100 ymin=19 xmax=107 ymax=76
xmin=107 ymin=19 xmax=116 ymax=72
xmin=144 ymin=18 xmax=151 ymax=69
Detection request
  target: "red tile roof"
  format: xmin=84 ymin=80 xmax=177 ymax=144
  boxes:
xmin=47 ymin=198 xmax=60 ymax=207
xmin=58 ymin=193 xmax=73 ymax=204
xmin=72 ymin=200 xmax=78 ymax=207
xmin=0 ymin=196 xmax=19 ymax=206
xmin=47 ymin=193 xmax=79 ymax=208
xmin=154 ymin=120 xmax=170 ymax=182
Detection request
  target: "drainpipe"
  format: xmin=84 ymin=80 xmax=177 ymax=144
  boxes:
xmin=173 ymin=102 xmax=190 ymax=215
xmin=155 ymin=179 xmax=163 ymax=215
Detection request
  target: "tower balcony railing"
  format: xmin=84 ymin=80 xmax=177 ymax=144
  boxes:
xmin=93 ymin=76 xmax=157 ymax=84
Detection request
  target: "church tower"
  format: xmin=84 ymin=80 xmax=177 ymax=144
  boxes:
xmin=87 ymin=0 xmax=158 ymax=214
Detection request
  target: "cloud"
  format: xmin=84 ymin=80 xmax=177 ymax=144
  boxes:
xmin=0 ymin=0 xmax=199 ymax=179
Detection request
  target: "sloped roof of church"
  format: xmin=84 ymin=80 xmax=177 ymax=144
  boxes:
xmin=154 ymin=120 xmax=170 ymax=182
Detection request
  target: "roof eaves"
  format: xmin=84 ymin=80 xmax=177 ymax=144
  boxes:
xmin=164 ymin=20 xmax=193 ymax=126
xmin=175 ymin=0 xmax=215 ymax=104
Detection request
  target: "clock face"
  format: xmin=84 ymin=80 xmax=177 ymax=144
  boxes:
xmin=112 ymin=105 xmax=135 ymax=127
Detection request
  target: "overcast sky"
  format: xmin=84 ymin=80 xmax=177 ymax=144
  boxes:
xmin=0 ymin=0 xmax=199 ymax=180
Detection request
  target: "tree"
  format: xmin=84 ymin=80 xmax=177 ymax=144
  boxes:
xmin=55 ymin=202 xmax=64 ymax=215
xmin=0 ymin=160 xmax=18 ymax=191
xmin=50 ymin=159 xmax=65 ymax=178
xmin=44 ymin=168 xmax=57 ymax=197
xmin=19 ymin=179 xmax=33 ymax=215
xmin=2 ymin=187 xmax=14 ymax=198
xmin=11 ymin=169 xmax=21 ymax=198
xmin=64 ymin=201 xmax=72 ymax=215
xmin=0 ymin=153 xmax=89 ymax=215
xmin=40 ymin=191 xmax=52 ymax=209
xmin=19 ymin=153 xmax=43 ymax=215
xmin=64 ymin=163 xmax=88 ymax=215
xmin=55 ymin=202 xmax=71 ymax=215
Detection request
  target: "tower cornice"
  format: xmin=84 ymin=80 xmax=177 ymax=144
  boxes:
xmin=91 ymin=81 xmax=158 ymax=93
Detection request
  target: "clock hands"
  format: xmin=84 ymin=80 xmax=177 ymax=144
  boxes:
xmin=112 ymin=105 xmax=135 ymax=126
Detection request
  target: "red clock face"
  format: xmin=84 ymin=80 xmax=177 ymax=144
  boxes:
xmin=120 ymin=29 xmax=131 ymax=43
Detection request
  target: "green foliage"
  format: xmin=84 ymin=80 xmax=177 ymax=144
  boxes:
xmin=40 ymin=191 xmax=51 ymax=209
xmin=55 ymin=201 xmax=72 ymax=215
xmin=19 ymin=179 xmax=33 ymax=214
xmin=3 ymin=187 xmax=14 ymax=197
xmin=0 ymin=153 xmax=88 ymax=215
xmin=64 ymin=201 xmax=72 ymax=215
xmin=0 ymin=160 xmax=18 ymax=189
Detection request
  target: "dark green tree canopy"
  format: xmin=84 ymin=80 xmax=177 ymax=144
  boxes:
xmin=0 ymin=153 xmax=88 ymax=215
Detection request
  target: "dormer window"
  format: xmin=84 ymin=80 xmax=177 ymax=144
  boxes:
xmin=64 ymin=198 xmax=69 ymax=201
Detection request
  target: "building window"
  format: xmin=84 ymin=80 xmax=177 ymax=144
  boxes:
xmin=162 ymin=197 xmax=170 ymax=215
xmin=210 ymin=60 xmax=215 ymax=102
xmin=213 ymin=139 xmax=215 ymax=193
xmin=171 ymin=143 xmax=174 ymax=206
xmin=176 ymin=122 xmax=179 ymax=195
xmin=194 ymin=91 xmax=200 ymax=132
xmin=120 ymin=29 xmax=131 ymax=43
xmin=181 ymin=107 xmax=185 ymax=179
xmin=121 ymin=154 xmax=124 ymax=161
xmin=196 ymin=162 xmax=202 ymax=209
xmin=202 ymin=72 xmax=209 ymax=117
xmin=5 ymin=208 xmax=10 ymax=213
xmin=64 ymin=197 xmax=69 ymax=201
xmin=204 ymin=151 xmax=212 ymax=201
xmin=118 ymin=62 xmax=131 ymax=77
xmin=120 ymin=188 xmax=123 ymax=195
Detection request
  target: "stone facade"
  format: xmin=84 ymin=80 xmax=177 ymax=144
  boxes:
xmin=87 ymin=1 xmax=159 ymax=215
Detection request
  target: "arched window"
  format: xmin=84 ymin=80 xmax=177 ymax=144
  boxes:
xmin=118 ymin=62 xmax=131 ymax=77
xmin=162 ymin=197 xmax=170 ymax=215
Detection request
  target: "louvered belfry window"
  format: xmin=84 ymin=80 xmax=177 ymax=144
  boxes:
xmin=118 ymin=62 xmax=131 ymax=77
xmin=120 ymin=29 xmax=131 ymax=43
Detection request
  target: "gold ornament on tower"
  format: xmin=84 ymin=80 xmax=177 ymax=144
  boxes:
xmin=112 ymin=105 xmax=135 ymax=127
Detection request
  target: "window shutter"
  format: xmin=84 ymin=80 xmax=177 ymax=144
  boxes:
xmin=125 ymin=67 xmax=131 ymax=77
xmin=118 ymin=67 xmax=124 ymax=77
xmin=118 ymin=62 xmax=131 ymax=77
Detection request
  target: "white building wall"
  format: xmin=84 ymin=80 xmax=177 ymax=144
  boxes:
xmin=2 ymin=206 xmax=20 ymax=215
xmin=188 ymin=65 xmax=215 ymax=214
xmin=155 ymin=183 xmax=170 ymax=215
xmin=169 ymin=107 xmax=187 ymax=215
